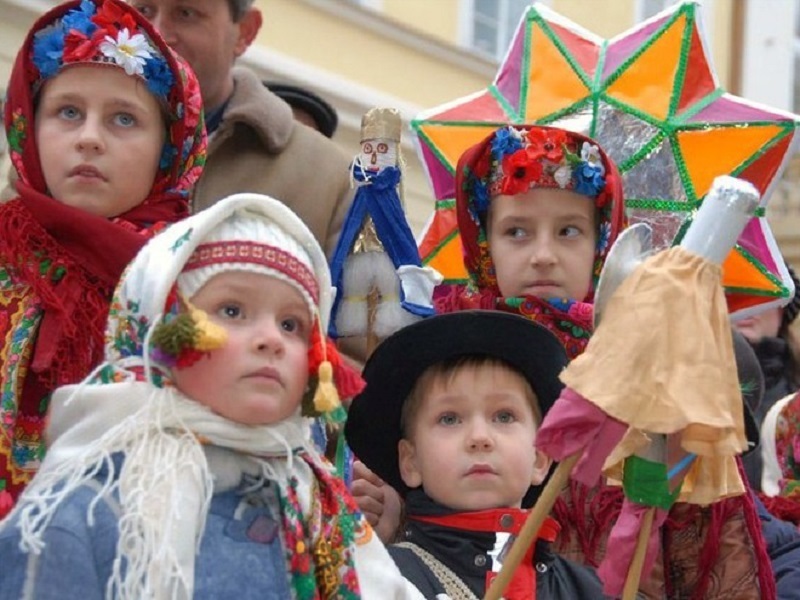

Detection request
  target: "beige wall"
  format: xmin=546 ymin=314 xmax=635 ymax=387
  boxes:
xmin=257 ymin=0 xmax=487 ymax=109
xmin=380 ymin=0 xmax=461 ymax=47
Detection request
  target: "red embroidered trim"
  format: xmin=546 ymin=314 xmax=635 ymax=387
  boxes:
xmin=183 ymin=241 xmax=319 ymax=303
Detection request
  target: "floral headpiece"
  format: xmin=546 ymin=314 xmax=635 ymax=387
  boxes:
xmin=31 ymin=0 xmax=173 ymax=102
xmin=469 ymin=125 xmax=611 ymax=214
xmin=455 ymin=124 xmax=626 ymax=301
xmin=6 ymin=0 xmax=206 ymax=213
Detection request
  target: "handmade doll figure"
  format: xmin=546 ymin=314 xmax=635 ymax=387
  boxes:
xmin=330 ymin=108 xmax=440 ymax=349
xmin=0 ymin=193 xmax=424 ymax=600
xmin=0 ymin=0 xmax=205 ymax=515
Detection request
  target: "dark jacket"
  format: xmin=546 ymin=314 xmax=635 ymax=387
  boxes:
xmin=755 ymin=493 xmax=800 ymax=599
xmin=389 ymin=490 xmax=606 ymax=599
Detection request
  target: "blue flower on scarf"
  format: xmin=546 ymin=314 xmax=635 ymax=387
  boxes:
xmin=62 ymin=0 xmax=98 ymax=37
xmin=472 ymin=179 xmax=490 ymax=213
xmin=490 ymin=127 xmax=523 ymax=160
xmin=32 ymin=24 xmax=66 ymax=79
xmin=159 ymin=142 xmax=178 ymax=169
xmin=144 ymin=57 xmax=175 ymax=99
xmin=573 ymin=162 xmax=606 ymax=197
xmin=547 ymin=297 xmax=574 ymax=312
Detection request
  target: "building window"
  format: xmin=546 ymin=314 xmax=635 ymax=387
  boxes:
xmin=467 ymin=0 xmax=535 ymax=60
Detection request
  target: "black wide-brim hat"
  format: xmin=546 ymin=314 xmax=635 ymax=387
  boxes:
xmin=345 ymin=310 xmax=569 ymax=496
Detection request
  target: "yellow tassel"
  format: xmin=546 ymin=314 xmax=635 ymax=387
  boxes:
xmin=313 ymin=361 xmax=341 ymax=413
xmin=190 ymin=306 xmax=228 ymax=351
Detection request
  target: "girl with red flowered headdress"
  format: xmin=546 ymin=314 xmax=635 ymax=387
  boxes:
xmin=0 ymin=0 xmax=206 ymax=517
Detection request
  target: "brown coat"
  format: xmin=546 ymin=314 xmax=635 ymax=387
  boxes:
xmin=193 ymin=67 xmax=354 ymax=257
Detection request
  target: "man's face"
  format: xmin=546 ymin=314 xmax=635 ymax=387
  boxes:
xmin=129 ymin=0 xmax=262 ymax=109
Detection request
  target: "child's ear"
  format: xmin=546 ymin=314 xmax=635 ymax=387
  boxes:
xmin=530 ymin=448 xmax=553 ymax=487
xmin=398 ymin=439 xmax=422 ymax=489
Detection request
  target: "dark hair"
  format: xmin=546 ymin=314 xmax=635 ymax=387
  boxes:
xmin=227 ymin=0 xmax=256 ymax=22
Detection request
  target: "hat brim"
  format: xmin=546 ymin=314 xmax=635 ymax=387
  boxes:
xmin=345 ymin=310 xmax=569 ymax=496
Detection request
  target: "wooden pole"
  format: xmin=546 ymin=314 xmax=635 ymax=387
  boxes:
xmin=483 ymin=452 xmax=580 ymax=600
xmin=621 ymin=506 xmax=655 ymax=600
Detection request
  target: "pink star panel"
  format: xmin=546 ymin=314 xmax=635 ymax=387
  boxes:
xmin=412 ymin=1 xmax=799 ymax=317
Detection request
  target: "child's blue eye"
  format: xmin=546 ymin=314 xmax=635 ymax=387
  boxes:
xmin=560 ymin=225 xmax=582 ymax=238
xmin=437 ymin=413 xmax=459 ymax=426
xmin=58 ymin=106 xmax=81 ymax=120
xmin=114 ymin=113 xmax=137 ymax=127
xmin=495 ymin=410 xmax=516 ymax=424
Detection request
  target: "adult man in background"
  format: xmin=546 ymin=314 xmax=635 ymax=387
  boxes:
xmin=129 ymin=0 xmax=353 ymax=255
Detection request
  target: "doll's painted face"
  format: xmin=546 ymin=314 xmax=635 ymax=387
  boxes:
xmin=487 ymin=187 xmax=596 ymax=301
xmin=35 ymin=65 xmax=165 ymax=218
xmin=172 ymin=271 xmax=312 ymax=426
xmin=360 ymin=138 xmax=396 ymax=170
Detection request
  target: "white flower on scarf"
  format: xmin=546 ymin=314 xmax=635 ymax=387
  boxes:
xmin=99 ymin=28 xmax=153 ymax=76
xmin=580 ymin=142 xmax=605 ymax=175
xmin=554 ymin=164 xmax=572 ymax=188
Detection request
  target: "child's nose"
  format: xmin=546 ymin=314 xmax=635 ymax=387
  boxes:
xmin=76 ymin=117 xmax=104 ymax=153
xmin=467 ymin=421 xmax=494 ymax=451
xmin=253 ymin=320 xmax=285 ymax=354
xmin=529 ymin=236 xmax=557 ymax=266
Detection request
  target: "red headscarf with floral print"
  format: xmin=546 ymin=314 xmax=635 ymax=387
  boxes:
xmin=436 ymin=125 xmax=625 ymax=358
xmin=0 ymin=0 xmax=206 ymax=513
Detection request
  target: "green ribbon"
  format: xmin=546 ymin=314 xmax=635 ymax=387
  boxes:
xmin=623 ymin=455 xmax=682 ymax=510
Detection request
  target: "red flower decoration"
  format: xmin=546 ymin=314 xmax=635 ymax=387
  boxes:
xmin=62 ymin=30 xmax=98 ymax=63
xmin=500 ymin=149 xmax=543 ymax=195
xmin=526 ymin=128 xmax=568 ymax=162
xmin=92 ymin=1 xmax=137 ymax=36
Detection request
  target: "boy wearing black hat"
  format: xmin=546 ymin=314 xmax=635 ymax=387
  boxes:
xmin=346 ymin=311 xmax=605 ymax=599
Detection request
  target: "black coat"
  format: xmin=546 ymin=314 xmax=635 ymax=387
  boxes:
xmin=389 ymin=490 xmax=607 ymax=599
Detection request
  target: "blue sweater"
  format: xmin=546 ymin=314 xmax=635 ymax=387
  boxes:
xmin=0 ymin=472 xmax=292 ymax=599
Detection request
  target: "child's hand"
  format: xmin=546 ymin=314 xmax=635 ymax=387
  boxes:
xmin=352 ymin=460 xmax=402 ymax=544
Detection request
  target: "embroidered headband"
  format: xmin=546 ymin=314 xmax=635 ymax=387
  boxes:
xmin=182 ymin=240 xmax=321 ymax=312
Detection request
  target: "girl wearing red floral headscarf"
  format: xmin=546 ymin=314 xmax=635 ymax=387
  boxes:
xmin=0 ymin=0 xmax=206 ymax=517
xmin=436 ymin=124 xmax=625 ymax=359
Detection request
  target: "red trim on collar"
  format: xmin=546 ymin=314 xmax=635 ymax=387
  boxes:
xmin=410 ymin=510 xmax=560 ymax=542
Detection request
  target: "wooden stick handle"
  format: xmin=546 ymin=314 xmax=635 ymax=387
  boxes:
xmin=621 ymin=506 xmax=656 ymax=600
xmin=483 ymin=452 xmax=580 ymax=600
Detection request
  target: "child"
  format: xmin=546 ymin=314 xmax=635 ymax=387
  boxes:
xmin=345 ymin=310 xmax=606 ymax=598
xmin=0 ymin=193 xmax=425 ymax=599
xmin=0 ymin=0 xmax=206 ymax=515
xmin=438 ymin=124 xmax=626 ymax=359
